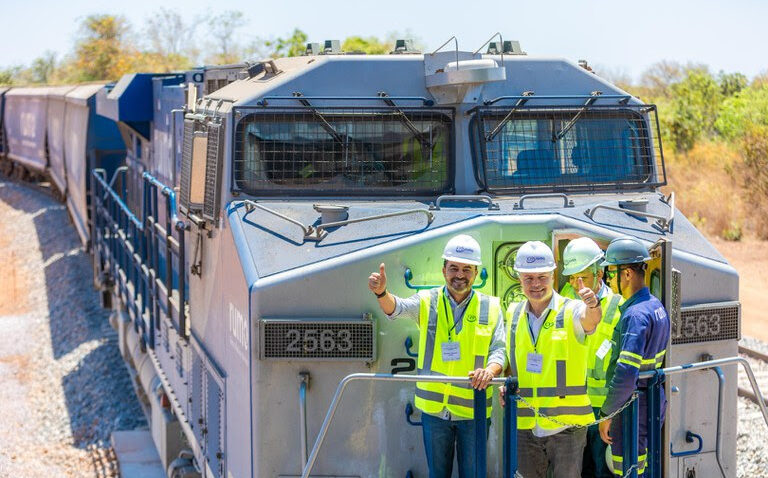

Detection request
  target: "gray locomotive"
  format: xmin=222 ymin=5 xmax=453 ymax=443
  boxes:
xmin=1 ymin=37 xmax=764 ymax=478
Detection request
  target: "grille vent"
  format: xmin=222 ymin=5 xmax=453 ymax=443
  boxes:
xmin=202 ymin=120 xmax=224 ymax=225
xmin=672 ymin=301 xmax=740 ymax=344
xmin=179 ymin=119 xmax=195 ymax=212
xmin=261 ymin=319 xmax=376 ymax=361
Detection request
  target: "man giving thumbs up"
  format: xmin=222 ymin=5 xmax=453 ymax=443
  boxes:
xmin=368 ymin=234 xmax=506 ymax=478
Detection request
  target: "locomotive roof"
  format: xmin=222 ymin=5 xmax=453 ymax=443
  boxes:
xmin=205 ymin=53 xmax=638 ymax=110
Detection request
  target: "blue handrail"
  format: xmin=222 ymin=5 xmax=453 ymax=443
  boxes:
xmin=404 ymin=267 xmax=488 ymax=290
xmin=670 ymin=431 xmax=703 ymax=458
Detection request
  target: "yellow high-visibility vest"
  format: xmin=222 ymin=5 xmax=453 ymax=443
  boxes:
xmin=415 ymin=288 xmax=500 ymax=418
xmin=560 ymin=283 xmax=624 ymax=408
xmin=506 ymin=293 xmax=594 ymax=430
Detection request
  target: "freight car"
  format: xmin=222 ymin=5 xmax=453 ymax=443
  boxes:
xmin=1 ymin=38 xmax=766 ymax=478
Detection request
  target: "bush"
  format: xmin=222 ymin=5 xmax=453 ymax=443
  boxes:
xmin=740 ymin=124 xmax=768 ymax=238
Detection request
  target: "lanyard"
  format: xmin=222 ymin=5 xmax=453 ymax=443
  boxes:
xmin=442 ymin=288 xmax=460 ymax=341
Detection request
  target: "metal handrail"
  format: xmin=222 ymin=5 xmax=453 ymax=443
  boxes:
xmin=514 ymin=193 xmax=574 ymax=210
xmin=300 ymin=373 xmax=509 ymax=478
xmin=473 ymin=32 xmax=504 ymax=66
xmin=430 ymin=194 xmax=499 ymax=210
xmin=240 ymin=200 xmax=317 ymax=238
xmin=585 ymin=197 xmax=674 ymax=233
xmin=484 ymin=94 xmax=633 ymax=106
xmin=640 ymin=355 xmax=768 ymax=426
xmin=312 ymin=209 xmax=434 ymax=240
xmin=430 ymin=36 xmax=460 ymax=71
xmin=254 ymin=95 xmax=435 ymax=107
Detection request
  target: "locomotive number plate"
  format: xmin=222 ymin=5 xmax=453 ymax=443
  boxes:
xmin=260 ymin=318 xmax=376 ymax=361
xmin=672 ymin=301 xmax=740 ymax=344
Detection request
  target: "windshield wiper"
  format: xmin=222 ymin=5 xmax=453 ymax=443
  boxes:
xmin=293 ymin=93 xmax=345 ymax=146
xmin=377 ymin=92 xmax=434 ymax=151
xmin=553 ymin=91 xmax=602 ymax=142
xmin=485 ymin=91 xmax=534 ymax=142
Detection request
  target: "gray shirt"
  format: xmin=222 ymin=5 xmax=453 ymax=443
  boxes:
xmin=387 ymin=288 xmax=507 ymax=421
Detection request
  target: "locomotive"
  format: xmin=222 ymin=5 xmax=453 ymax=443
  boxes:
xmin=0 ymin=37 xmax=761 ymax=477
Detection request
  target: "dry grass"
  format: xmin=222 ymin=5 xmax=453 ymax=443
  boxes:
xmin=663 ymin=140 xmax=753 ymax=240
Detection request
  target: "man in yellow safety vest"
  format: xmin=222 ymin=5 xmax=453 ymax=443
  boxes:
xmin=560 ymin=238 xmax=624 ymax=478
xmin=368 ymin=234 xmax=506 ymax=478
xmin=502 ymin=240 xmax=602 ymax=478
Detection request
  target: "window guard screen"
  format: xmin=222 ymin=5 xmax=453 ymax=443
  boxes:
xmin=472 ymin=105 xmax=665 ymax=194
xmin=233 ymin=107 xmax=454 ymax=196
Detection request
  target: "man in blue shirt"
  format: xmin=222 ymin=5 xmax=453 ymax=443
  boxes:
xmin=597 ymin=237 xmax=670 ymax=477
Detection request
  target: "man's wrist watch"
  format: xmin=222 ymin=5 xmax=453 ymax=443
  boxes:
xmin=375 ymin=289 xmax=388 ymax=298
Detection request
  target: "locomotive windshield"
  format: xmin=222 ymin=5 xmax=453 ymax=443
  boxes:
xmin=233 ymin=107 xmax=453 ymax=196
xmin=471 ymin=105 xmax=665 ymax=193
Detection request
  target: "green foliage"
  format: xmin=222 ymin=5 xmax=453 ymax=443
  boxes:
xmin=719 ymin=71 xmax=748 ymax=97
xmin=667 ymin=69 xmax=722 ymax=151
xmin=266 ymin=28 xmax=309 ymax=58
xmin=714 ymin=85 xmax=768 ymax=140
xmin=342 ymin=36 xmax=392 ymax=54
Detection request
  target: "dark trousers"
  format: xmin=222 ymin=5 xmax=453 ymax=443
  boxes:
xmin=421 ymin=413 xmax=490 ymax=478
xmin=582 ymin=408 xmax=613 ymax=478
xmin=517 ymin=428 xmax=587 ymax=478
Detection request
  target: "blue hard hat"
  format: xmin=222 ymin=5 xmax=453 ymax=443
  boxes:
xmin=599 ymin=236 xmax=651 ymax=266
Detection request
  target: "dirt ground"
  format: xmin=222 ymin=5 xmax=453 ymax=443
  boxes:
xmin=709 ymin=237 xmax=768 ymax=342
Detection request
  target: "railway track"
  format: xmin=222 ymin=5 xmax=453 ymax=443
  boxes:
xmin=738 ymin=345 xmax=768 ymax=407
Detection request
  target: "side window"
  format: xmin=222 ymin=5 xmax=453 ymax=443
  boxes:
xmin=179 ymin=116 xmax=225 ymax=226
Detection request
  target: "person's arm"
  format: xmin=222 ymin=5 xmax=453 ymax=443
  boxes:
xmin=470 ymin=308 xmax=507 ymax=390
xmin=576 ymin=277 xmax=601 ymax=333
xmin=600 ymin=312 xmax=649 ymax=417
xmin=368 ymin=262 xmax=421 ymax=321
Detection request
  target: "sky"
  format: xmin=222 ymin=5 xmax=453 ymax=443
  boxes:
xmin=2 ymin=0 xmax=767 ymax=81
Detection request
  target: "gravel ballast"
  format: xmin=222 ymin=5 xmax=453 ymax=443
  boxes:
xmin=0 ymin=179 xmax=145 ymax=477
xmin=0 ymin=177 xmax=767 ymax=477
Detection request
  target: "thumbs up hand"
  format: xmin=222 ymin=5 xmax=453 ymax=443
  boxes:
xmin=368 ymin=263 xmax=388 ymax=296
xmin=577 ymin=277 xmax=599 ymax=309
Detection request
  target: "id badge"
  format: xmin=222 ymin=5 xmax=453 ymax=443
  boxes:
xmin=526 ymin=352 xmax=543 ymax=374
xmin=441 ymin=342 xmax=461 ymax=362
xmin=596 ymin=339 xmax=612 ymax=360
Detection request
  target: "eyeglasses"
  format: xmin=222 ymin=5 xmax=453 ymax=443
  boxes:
xmin=605 ymin=267 xmax=622 ymax=280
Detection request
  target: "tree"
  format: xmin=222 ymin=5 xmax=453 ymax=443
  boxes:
xmin=28 ymin=51 xmax=57 ymax=84
xmin=342 ymin=36 xmax=391 ymax=54
xmin=718 ymin=71 xmax=748 ymax=97
xmin=207 ymin=10 xmax=246 ymax=64
xmin=73 ymin=14 xmax=133 ymax=81
xmin=266 ymin=28 xmax=308 ymax=58
xmin=145 ymin=8 xmax=201 ymax=64
xmin=667 ymin=69 xmax=723 ymax=151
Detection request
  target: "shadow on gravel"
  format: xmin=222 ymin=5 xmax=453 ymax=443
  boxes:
xmin=1 ymin=178 xmax=146 ymax=449
xmin=62 ymin=342 xmax=146 ymax=448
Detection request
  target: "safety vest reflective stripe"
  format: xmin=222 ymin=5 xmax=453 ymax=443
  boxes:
xmin=517 ymin=404 xmax=594 ymax=418
xmin=586 ymin=293 xmax=623 ymax=408
xmin=611 ymin=453 xmax=647 ymax=475
xmin=506 ymin=293 xmax=593 ymax=430
xmin=618 ymin=350 xmax=643 ymax=369
xmin=415 ymin=288 xmax=499 ymax=418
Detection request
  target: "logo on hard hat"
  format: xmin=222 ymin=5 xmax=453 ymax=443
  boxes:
xmin=455 ymin=246 xmax=474 ymax=253
xmin=526 ymin=256 xmax=546 ymax=264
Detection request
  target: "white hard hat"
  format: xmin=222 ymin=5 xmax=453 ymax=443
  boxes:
xmin=442 ymin=234 xmax=482 ymax=266
xmin=562 ymin=237 xmax=604 ymax=276
xmin=513 ymin=241 xmax=556 ymax=273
